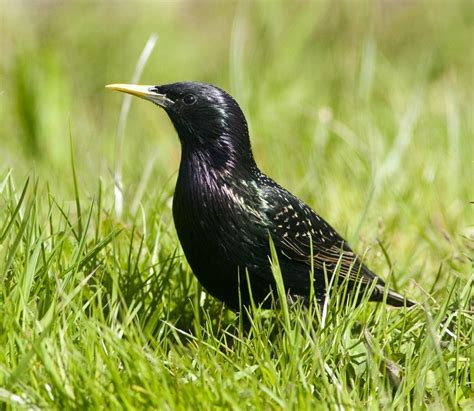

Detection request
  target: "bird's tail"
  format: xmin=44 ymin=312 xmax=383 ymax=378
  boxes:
xmin=376 ymin=285 xmax=415 ymax=307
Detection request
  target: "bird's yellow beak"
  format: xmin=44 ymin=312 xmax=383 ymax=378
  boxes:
xmin=106 ymin=84 xmax=174 ymax=108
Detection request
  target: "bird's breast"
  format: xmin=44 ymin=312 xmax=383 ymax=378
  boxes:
xmin=173 ymin=173 xmax=265 ymax=246
xmin=172 ymin=167 xmax=272 ymax=306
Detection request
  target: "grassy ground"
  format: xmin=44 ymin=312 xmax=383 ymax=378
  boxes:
xmin=0 ymin=1 xmax=472 ymax=409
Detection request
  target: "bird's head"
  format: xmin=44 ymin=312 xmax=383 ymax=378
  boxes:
xmin=107 ymin=81 xmax=255 ymax=171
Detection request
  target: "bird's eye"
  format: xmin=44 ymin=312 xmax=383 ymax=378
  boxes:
xmin=183 ymin=94 xmax=197 ymax=105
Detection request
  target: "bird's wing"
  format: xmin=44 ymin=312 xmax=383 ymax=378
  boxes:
xmin=280 ymin=234 xmax=378 ymax=285
xmin=262 ymin=186 xmax=379 ymax=287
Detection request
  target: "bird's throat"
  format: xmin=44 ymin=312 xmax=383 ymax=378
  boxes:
xmin=180 ymin=136 xmax=257 ymax=179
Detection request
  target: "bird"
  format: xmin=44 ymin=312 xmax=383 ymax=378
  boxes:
xmin=106 ymin=81 xmax=415 ymax=311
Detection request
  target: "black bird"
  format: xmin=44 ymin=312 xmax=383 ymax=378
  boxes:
xmin=106 ymin=82 xmax=414 ymax=310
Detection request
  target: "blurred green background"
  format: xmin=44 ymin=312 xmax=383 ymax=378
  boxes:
xmin=1 ymin=0 xmax=472 ymax=284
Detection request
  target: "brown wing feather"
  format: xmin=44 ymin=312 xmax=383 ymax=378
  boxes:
xmin=281 ymin=235 xmax=378 ymax=285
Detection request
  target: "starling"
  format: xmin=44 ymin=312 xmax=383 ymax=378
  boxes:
xmin=106 ymin=82 xmax=415 ymax=310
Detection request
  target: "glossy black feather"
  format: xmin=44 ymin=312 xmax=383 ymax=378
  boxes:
xmin=148 ymin=82 xmax=414 ymax=310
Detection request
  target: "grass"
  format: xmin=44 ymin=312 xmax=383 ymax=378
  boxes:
xmin=0 ymin=1 xmax=473 ymax=409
